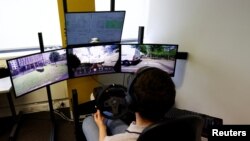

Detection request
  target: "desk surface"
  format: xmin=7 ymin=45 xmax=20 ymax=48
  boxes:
xmin=0 ymin=77 xmax=12 ymax=94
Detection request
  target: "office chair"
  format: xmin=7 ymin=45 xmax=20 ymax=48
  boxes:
xmin=137 ymin=115 xmax=204 ymax=141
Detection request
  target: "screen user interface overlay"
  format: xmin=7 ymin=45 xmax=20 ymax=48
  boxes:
xmin=7 ymin=49 xmax=69 ymax=97
xmin=121 ymin=44 xmax=178 ymax=76
xmin=65 ymin=11 xmax=125 ymax=46
xmin=67 ymin=44 xmax=120 ymax=78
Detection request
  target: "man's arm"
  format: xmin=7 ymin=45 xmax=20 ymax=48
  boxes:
xmin=94 ymin=110 xmax=107 ymax=141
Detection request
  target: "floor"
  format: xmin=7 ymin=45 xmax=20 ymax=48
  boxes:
xmin=0 ymin=108 xmax=78 ymax=141
xmin=0 ymin=108 xmax=210 ymax=141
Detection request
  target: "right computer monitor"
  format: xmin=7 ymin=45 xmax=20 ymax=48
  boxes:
xmin=121 ymin=44 xmax=178 ymax=77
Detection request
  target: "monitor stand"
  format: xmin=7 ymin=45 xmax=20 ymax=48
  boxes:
xmin=46 ymin=85 xmax=56 ymax=141
xmin=8 ymin=85 xmax=56 ymax=141
xmin=32 ymin=32 xmax=56 ymax=141
xmin=7 ymin=32 xmax=57 ymax=141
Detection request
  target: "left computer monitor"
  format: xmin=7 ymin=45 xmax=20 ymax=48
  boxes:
xmin=67 ymin=44 xmax=121 ymax=78
xmin=6 ymin=49 xmax=69 ymax=98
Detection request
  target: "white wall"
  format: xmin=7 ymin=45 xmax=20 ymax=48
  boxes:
xmin=144 ymin=0 xmax=250 ymax=124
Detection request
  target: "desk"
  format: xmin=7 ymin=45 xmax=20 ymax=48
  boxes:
xmin=0 ymin=77 xmax=16 ymax=117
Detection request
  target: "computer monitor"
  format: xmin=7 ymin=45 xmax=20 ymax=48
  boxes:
xmin=65 ymin=11 xmax=125 ymax=46
xmin=67 ymin=44 xmax=121 ymax=78
xmin=121 ymin=44 xmax=178 ymax=76
xmin=6 ymin=49 xmax=69 ymax=97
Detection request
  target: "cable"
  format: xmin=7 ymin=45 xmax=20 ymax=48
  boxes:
xmin=127 ymin=73 xmax=134 ymax=86
xmin=123 ymin=73 xmax=126 ymax=86
xmin=54 ymin=109 xmax=73 ymax=122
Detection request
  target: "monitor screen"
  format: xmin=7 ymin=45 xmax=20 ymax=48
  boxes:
xmin=67 ymin=44 xmax=120 ymax=78
xmin=7 ymin=49 xmax=69 ymax=97
xmin=65 ymin=11 xmax=125 ymax=46
xmin=121 ymin=44 xmax=178 ymax=76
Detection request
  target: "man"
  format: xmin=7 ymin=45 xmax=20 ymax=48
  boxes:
xmin=82 ymin=67 xmax=176 ymax=141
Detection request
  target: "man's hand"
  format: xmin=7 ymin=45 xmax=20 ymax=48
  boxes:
xmin=94 ymin=109 xmax=107 ymax=141
xmin=94 ymin=109 xmax=105 ymax=128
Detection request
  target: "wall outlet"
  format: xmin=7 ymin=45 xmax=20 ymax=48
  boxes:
xmin=54 ymin=99 xmax=70 ymax=110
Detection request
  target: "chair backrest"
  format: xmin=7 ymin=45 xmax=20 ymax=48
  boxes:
xmin=137 ymin=115 xmax=204 ymax=141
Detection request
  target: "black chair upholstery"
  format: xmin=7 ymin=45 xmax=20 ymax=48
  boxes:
xmin=137 ymin=115 xmax=204 ymax=141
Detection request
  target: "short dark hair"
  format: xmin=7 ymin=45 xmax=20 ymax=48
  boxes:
xmin=133 ymin=67 xmax=176 ymax=122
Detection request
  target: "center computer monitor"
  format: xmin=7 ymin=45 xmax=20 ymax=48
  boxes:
xmin=6 ymin=49 xmax=69 ymax=97
xmin=65 ymin=11 xmax=126 ymax=46
xmin=121 ymin=44 xmax=178 ymax=77
xmin=67 ymin=44 xmax=121 ymax=78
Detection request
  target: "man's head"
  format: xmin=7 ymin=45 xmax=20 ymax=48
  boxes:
xmin=129 ymin=67 xmax=176 ymax=122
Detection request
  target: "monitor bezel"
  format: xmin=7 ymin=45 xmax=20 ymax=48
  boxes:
xmin=64 ymin=11 xmax=126 ymax=47
xmin=120 ymin=43 xmax=179 ymax=77
xmin=6 ymin=48 xmax=69 ymax=98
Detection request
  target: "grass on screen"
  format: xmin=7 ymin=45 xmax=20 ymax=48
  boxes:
xmin=13 ymin=63 xmax=68 ymax=96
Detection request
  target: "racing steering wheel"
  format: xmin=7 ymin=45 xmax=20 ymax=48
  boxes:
xmin=95 ymin=84 xmax=129 ymax=119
